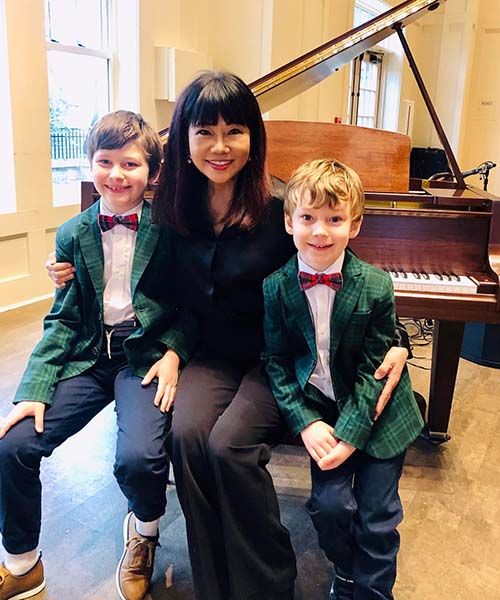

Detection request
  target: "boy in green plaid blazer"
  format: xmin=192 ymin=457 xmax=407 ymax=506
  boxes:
xmin=0 ymin=112 xmax=189 ymax=600
xmin=262 ymin=159 xmax=423 ymax=600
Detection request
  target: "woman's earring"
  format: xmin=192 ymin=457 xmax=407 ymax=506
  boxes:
xmin=187 ymin=156 xmax=192 ymax=164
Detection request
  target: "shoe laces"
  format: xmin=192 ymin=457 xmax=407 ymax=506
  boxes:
xmin=125 ymin=536 xmax=159 ymax=572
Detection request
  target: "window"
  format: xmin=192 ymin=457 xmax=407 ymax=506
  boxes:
xmin=0 ymin=0 xmax=16 ymax=214
xmin=45 ymin=0 xmax=111 ymax=207
xmin=347 ymin=0 xmax=390 ymax=129
xmin=349 ymin=51 xmax=383 ymax=128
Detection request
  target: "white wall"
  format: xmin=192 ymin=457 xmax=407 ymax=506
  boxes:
xmin=459 ymin=0 xmax=500 ymax=193
xmin=266 ymin=0 xmax=353 ymax=123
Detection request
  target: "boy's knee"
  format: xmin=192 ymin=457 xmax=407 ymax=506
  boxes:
xmin=0 ymin=429 xmax=37 ymax=468
xmin=114 ymin=444 xmax=167 ymax=482
xmin=309 ymin=488 xmax=356 ymax=528
xmin=0 ymin=436 xmax=16 ymax=468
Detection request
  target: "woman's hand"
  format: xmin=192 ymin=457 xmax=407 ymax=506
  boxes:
xmin=46 ymin=251 xmax=75 ymax=289
xmin=373 ymin=346 xmax=409 ymax=420
xmin=142 ymin=349 xmax=180 ymax=413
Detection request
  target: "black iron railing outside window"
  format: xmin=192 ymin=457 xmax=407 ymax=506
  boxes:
xmin=50 ymin=128 xmax=89 ymax=161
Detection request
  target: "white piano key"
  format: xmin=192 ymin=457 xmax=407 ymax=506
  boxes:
xmin=389 ymin=272 xmax=477 ymax=295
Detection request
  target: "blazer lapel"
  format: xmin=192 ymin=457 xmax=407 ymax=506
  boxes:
xmin=329 ymin=249 xmax=364 ymax=360
xmin=131 ymin=201 xmax=159 ymax=297
xmin=280 ymin=257 xmax=317 ymax=355
xmin=78 ymin=202 xmax=104 ymax=304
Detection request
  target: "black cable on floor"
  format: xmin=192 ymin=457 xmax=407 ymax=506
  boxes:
xmin=401 ymin=318 xmax=433 ymax=370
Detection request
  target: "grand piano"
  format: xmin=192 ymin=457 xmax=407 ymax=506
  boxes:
xmin=81 ymin=0 xmax=500 ymax=442
xmin=249 ymin=0 xmax=500 ymax=442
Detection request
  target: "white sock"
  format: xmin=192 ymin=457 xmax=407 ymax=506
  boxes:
xmin=135 ymin=517 xmax=160 ymax=538
xmin=5 ymin=548 xmax=39 ymax=576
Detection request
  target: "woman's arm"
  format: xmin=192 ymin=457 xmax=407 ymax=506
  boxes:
xmin=373 ymin=346 xmax=409 ymax=419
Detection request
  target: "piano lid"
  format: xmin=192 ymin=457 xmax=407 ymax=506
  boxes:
xmin=250 ymin=0 xmax=445 ymax=114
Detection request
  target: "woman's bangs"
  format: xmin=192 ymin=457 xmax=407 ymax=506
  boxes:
xmin=190 ymin=82 xmax=249 ymax=127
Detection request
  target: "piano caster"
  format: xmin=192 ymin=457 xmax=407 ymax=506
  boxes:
xmin=419 ymin=427 xmax=451 ymax=446
xmin=413 ymin=392 xmax=451 ymax=445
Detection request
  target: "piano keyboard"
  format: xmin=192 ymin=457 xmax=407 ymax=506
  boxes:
xmin=386 ymin=271 xmax=478 ymax=294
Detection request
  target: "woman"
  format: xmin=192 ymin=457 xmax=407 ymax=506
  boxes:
xmin=48 ymin=71 xmax=410 ymax=600
xmin=152 ymin=71 xmax=410 ymax=600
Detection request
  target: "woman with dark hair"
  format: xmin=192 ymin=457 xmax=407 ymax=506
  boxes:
xmin=152 ymin=71 xmax=298 ymax=600
xmin=47 ymin=71 xmax=410 ymax=600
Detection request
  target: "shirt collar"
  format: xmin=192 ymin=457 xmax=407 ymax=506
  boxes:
xmin=98 ymin=198 xmax=144 ymax=219
xmin=297 ymin=250 xmax=345 ymax=275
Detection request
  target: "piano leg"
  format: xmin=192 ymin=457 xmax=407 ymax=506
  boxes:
xmin=424 ymin=320 xmax=465 ymax=443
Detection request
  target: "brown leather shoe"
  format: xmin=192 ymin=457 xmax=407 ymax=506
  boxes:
xmin=0 ymin=557 xmax=45 ymax=600
xmin=116 ymin=512 xmax=159 ymax=600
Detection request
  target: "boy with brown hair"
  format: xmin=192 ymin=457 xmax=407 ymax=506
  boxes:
xmin=0 ymin=111 xmax=188 ymax=600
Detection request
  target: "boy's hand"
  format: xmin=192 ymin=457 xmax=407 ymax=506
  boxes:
xmin=300 ymin=421 xmax=338 ymax=464
xmin=142 ymin=349 xmax=180 ymax=413
xmin=46 ymin=251 xmax=75 ymax=289
xmin=0 ymin=402 xmax=46 ymax=438
xmin=373 ymin=346 xmax=408 ymax=420
xmin=317 ymin=441 xmax=356 ymax=471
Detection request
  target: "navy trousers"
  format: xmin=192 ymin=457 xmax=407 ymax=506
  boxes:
xmin=0 ymin=338 xmax=170 ymax=554
xmin=307 ymin=450 xmax=406 ymax=600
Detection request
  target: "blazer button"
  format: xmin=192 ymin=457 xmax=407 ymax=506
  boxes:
xmin=92 ymin=347 xmax=99 ymax=356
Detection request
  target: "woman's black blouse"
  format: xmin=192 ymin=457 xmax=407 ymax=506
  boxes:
xmin=173 ymin=194 xmax=411 ymax=366
xmin=175 ymin=196 xmax=296 ymax=365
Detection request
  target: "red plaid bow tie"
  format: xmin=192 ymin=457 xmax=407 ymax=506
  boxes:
xmin=298 ymin=271 xmax=343 ymax=291
xmin=98 ymin=213 xmax=139 ymax=232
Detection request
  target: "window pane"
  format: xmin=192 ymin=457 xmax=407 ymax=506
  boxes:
xmin=48 ymin=51 xmax=109 ymax=206
xmin=46 ymin=0 xmax=106 ymax=48
xmin=356 ymin=59 xmax=380 ymax=128
xmin=354 ymin=7 xmax=374 ymax=27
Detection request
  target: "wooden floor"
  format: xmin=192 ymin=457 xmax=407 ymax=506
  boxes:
xmin=1 ymin=300 xmax=500 ymax=599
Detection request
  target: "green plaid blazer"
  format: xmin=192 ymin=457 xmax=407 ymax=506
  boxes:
xmin=262 ymin=248 xmax=424 ymax=459
xmin=15 ymin=200 xmax=189 ymax=405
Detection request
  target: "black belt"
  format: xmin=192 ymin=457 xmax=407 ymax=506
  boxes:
xmin=104 ymin=318 xmax=138 ymax=334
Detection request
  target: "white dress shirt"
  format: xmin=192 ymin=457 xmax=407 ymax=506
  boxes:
xmin=298 ymin=251 xmax=345 ymax=401
xmin=99 ymin=199 xmax=143 ymax=326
